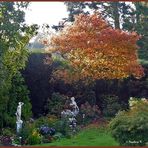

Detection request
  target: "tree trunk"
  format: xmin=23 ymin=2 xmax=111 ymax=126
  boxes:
xmin=112 ymin=2 xmax=120 ymax=29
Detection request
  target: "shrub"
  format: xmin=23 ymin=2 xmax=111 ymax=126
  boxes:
xmin=39 ymin=125 xmax=56 ymax=136
xmin=34 ymin=115 xmax=58 ymax=128
xmin=101 ymin=95 xmax=121 ymax=117
xmin=3 ymin=113 xmax=16 ymax=129
xmin=42 ymin=134 xmax=54 ymax=143
xmin=1 ymin=128 xmax=14 ymax=137
xmin=26 ymin=129 xmax=42 ymax=145
xmin=80 ymin=101 xmax=101 ymax=124
xmin=0 ymin=136 xmax=12 ymax=146
xmin=31 ymin=115 xmax=75 ymax=140
xmin=38 ymin=124 xmax=56 ymax=144
xmin=20 ymin=122 xmax=36 ymax=145
xmin=109 ymin=99 xmax=148 ymax=146
xmin=21 ymin=117 xmax=58 ymax=145
xmin=45 ymin=92 xmax=67 ymax=117
xmin=0 ymin=128 xmax=15 ymax=146
xmin=54 ymin=119 xmax=71 ymax=138
xmin=52 ymin=132 xmax=63 ymax=140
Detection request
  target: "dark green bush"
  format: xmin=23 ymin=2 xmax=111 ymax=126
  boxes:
xmin=35 ymin=115 xmax=73 ymax=138
xmin=54 ymin=119 xmax=71 ymax=138
xmin=21 ymin=122 xmax=43 ymax=145
xmin=34 ymin=115 xmax=58 ymax=128
xmin=20 ymin=122 xmax=35 ymax=144
xmin=45 ymin=92 xmax=67 ymax=117
xmin=1 ymin=128 xmax=14 ymax=137
xmin=3 ymin=114 xmax=16 ymax=129
xmin=109 ymin=100 xmax=148 ymax=146
xmin=26 ymin=129 xmax=42 ymax=145
xmin=101 ymin=95 xmax=121 ymax=117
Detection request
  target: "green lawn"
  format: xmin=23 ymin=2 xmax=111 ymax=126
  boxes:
xmin=37 ymin=127 xmax=119 ymax=146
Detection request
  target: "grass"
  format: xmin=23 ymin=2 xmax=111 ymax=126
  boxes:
xmin=36 ymin=126 xmax=119 ymax=146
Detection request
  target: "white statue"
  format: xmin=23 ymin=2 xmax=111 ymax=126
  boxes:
xmin=15 ymin=102 xmax=24 ymax=122
xmin=61 ymin=109 xmax=74 ymax=118
xmin=70 ymin=97 xmax=79 ymax=116
xmin=61 ymin=97 xmax=79 ymax=134
xmin=16 ymin=102 xmax=24 ymax=133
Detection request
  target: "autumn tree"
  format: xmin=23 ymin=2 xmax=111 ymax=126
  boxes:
xmin=65 ymin=2 xmax=148 ymax=51
xmin=46 ymin=13 xmax=144 ymax=83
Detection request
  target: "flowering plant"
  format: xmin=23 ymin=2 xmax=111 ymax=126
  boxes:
xmin=26 ymin=129 xmax=42 ymax=145
xmin=129 ymin=97 xmax=148 ymax=109
xmin=39 ymin=125 xmax=56 ymax=136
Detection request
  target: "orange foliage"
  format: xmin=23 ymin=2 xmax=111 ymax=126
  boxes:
xmin=47 ymin=13 xmax=144 ymax=83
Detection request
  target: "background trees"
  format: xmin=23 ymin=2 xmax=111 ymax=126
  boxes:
xmin=64 ymin=2 xmax=148 ymax=51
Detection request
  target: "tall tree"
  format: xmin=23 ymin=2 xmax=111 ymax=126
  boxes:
xmin=111 ymin=2 xmax=120 ymax=29
xmin=64 ymin=2 xmax=133 ymax=29
xmin=134 ymin=2 xmax=148 ymax=50
xmin=0 ymin=2 xmax=37 ymax=129
xmin=65 ymin=2 xmax=87 ymax=22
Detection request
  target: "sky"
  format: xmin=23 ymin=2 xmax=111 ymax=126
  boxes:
xmin=25 ymin=2 xmax=68 ymax=27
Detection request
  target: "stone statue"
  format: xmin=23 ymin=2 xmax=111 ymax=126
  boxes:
xmin=70 ymin=97 xmax=79 ymax=116
xmin=61 ymin=109 xmax=74 ymax=118
xmin=15 ymin=102 xmax=24 ymax=133
xmin=15 ymin=102 xmax=24 ymax=122
xmin=61 ymin=97 xmax=79 ymax=134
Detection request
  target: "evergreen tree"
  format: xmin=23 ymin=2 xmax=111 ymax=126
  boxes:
xmin=134 ymin=2 xmax=148 ymax=50
xmin=64 ymin=2 xmax=132 ymax=29
xmin=64 ymin=2 xmax=87 ymax=22
xmin=0 ymin=2 xmax=37 ymax=129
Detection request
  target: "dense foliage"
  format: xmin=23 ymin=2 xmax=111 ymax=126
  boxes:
xmin=80 ymin=102 xmax=101 ymax=124
xmin=46 ymin=13 xmax=144 ymax=83
xmin=109 ymin=98 xmax=148 ymax=146
xmin=45 ymin=92 xmax=67 ymax=117
xmin=101 ymin=95 xmax=122 ymax=117
xmin=7 ymin=72 xmax=32 ymax=127
xmin=65 ymin=2 xmax=148 ymax=51
xmin=19 ymin=114 xmax=72 ymax=145
xmin=0 ymin=2 xmax=37 ymax=130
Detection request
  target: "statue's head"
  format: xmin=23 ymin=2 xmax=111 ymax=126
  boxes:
xmin=18 ymin=102 xmax=24 ymax=105
xmin=71 ymin=97 xmax=75 ymax=101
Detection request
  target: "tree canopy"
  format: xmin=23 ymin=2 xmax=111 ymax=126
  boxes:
xmin=64 ymin=2 xmax=148 ymax=51
xmin=46 ymin=13 xmax=144 ymax=83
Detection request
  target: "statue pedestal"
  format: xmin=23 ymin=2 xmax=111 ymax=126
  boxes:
xmin=16 ymin=120 xmax=23 ymax=133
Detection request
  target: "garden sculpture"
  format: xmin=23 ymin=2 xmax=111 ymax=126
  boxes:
xmin=61 ymin=97 xmax=79 ymax=134
xmin=70 ymin=97 xmax=79 ymax=116
xmin=15 ymin=102 xmax=24 ymax=133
